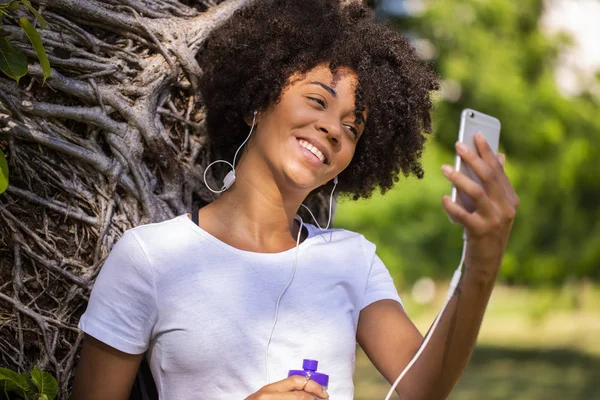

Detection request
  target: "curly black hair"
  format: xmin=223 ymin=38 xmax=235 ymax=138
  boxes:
xmin=197 ymin=0 xmax=439 ymax=200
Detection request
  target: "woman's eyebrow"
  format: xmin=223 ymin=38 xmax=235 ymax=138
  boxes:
xmin=308 ymin=81 xmax=337 ymax=98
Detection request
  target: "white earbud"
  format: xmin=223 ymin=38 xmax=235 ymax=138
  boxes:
xmin=223 ymin=170 xmax=236 ymax=191
xmin=203 ymin=111 xmax=257 ymax=193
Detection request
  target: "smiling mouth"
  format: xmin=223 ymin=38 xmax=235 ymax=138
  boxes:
xmin=297 ymin=138 xmax=328 ymax=164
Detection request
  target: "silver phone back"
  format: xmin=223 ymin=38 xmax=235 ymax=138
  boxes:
xmin=451 ymin=109 xmax=501 ymax=215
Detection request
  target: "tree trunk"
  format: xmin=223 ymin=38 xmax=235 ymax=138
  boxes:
xmin=0 ymin=0 xmax=332 ymax=397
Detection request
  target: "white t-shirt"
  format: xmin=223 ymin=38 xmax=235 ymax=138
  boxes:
xmin=78 ymin=213 xmax=402 ymax=399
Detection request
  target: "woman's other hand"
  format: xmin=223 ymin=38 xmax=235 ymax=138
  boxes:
xmin=244 ymin=375 xmax=329 ymax=400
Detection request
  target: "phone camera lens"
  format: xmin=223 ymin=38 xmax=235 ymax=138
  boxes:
xmin=468 ymin=111 xmax=475 ymax=118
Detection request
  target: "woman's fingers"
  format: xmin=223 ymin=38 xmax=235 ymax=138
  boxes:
xmin=442 ymin=137 xmax=520 ymax=235
xmin=455 ymin=137 xmax=505 ymax=203
xmin=303 ymin=379 xmax=328 ymax=399
xmin=474 ymin=133 xmax=503 ymax=172
xmin=442 ymin=164 xmax=493 ymax=216
xmin=478 ymin=136 xmax=520 ymax=212
xmin=443 ymin=193 xmax=508 ymax=239
xmin=251 ymin=392 xmax=317 ymax=400
xmin=442 ymin=194 xmax=485 ymax=232
xmin=497 ymin=153 xmax=505 ymax=167
xmin=288 ymin=375 xmax=328 ymax=398
xmin=473 ymin=135 xmax=520 ymax=208
xmin=264 ymin=375 xmax=328 ymax=399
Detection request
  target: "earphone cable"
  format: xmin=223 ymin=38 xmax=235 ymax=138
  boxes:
xmin=203 ymin=111 xmax=257 ymax=194
xmin=233 ymin=111 xmax=257 ymax=169
xmin=264 ymin=215 xmax=305 ymax=384
xmin=300 ymin=177 xmax=338 ymax=231
xmin=383 ymin=229 xmax=468 ymax=400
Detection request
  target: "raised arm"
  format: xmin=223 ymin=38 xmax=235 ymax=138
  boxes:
xmin=357 ymin=134 xmax=519 ymax=400
xmin=357 ymin=269 xmax=497 ymax=399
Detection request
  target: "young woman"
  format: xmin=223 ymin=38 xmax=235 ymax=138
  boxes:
xmin=72 ymin=1 xmax=519 ymax=399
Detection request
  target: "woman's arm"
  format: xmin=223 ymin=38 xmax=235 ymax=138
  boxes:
xmin=357 ymin=134 xmax=519 ymax=400
xmin=71 ymin=334 xmax=143 ymax=400
xmin=357 ymin=267 xmax=497 ymax=400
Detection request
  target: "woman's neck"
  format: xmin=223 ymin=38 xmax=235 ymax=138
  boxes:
xmin=199 ymin=160 xmax=310 ymax=252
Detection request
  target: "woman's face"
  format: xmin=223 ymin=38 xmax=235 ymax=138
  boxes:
xmin=247 ymin=64 xmax=366 ymax=191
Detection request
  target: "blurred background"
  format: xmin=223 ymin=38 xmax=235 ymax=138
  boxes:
xmin=337 ymin=0 xmax=600 ymax=398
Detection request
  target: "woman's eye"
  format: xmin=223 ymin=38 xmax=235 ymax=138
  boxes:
xmin=308 ymin=97 xmax=326 ymax=108
xmin=307 ymin=96 xmax=359 ymax=140
xmin=345 ymin=125 xmax=359 ymax=140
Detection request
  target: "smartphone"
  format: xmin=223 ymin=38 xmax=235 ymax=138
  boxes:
xmin=450 ymin=109 xmax=501 ymax=217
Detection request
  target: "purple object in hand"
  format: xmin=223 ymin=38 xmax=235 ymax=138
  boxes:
xmin=288 ymin=359 xmax=329 ymax=389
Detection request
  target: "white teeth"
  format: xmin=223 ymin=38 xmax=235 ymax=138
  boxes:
xmin=298 ymin=139 xmax=326 ymax=163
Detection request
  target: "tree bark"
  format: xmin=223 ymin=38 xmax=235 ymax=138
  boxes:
xmin=0 ymin=0 xmax=333 ymax=397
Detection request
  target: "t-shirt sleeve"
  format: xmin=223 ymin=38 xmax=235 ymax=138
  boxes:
xmin=78 ymin=230 xmax=157 ymax=354
xmin=360 ymin=236 xmax=403 ymax=310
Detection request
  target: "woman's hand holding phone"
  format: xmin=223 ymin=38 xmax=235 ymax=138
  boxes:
xmin=244 ymin=375 xmax=329 ymax=400
xmin=442 ymin=132 xmax=520 ymax=278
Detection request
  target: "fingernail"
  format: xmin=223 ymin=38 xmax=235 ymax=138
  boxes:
xmin=499 ymin=154 xmax=505 ymax=164
xmin=323 ymin=388 xmax=329 ymax=398
xmin=442 ymin=164 xmax=453 ymax=176
xmin=456 ymin=142 xmax=468 ymax=152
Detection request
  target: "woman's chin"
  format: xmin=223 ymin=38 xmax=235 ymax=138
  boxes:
xmin=281 ymin=168 xmax=323 ymax=191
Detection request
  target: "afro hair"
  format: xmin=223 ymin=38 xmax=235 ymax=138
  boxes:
xmin=197 ymin=0 xmax=439 ymax=199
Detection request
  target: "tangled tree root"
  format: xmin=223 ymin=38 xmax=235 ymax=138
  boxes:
xmin=0 ymin=0 xmax=333 ymax=396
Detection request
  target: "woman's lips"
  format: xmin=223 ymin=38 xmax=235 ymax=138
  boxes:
xmin=296 ymin=138 xmax=327 ymax=167
xmin=297 ymin=139 xmax=327 ymax=163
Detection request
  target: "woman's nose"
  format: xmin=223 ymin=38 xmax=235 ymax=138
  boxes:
xmin=317 ymin=120 xmax=342 ymax=146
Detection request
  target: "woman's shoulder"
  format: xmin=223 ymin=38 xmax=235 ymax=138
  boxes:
xmin=126 ymin=213 xmax=191 ymax=240
xmin=116 ymin=214 xmax=198 ymax=261
xmin=305 ymin=223 xmax=375 ymax=253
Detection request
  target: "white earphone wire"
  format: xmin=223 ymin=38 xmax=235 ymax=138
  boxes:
xmin=264 ymin=215 xmax=305 ymax=384
xmin=383 ymin=230 xmax=468 ymax=400
xmin=232 ymin=111 xmax=257 ymax=169
xmin=203 ymin=111 xmax=257 ymax=194
xmin=300 ymin=176 xmax=338 ymax=231
xmin=264 ymin=178 xmax=337 ymax=383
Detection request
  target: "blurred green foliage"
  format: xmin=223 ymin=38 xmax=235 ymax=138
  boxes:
xmin=355 ymin=344 xmax=600 ymax=400
xmin=336 ymin=0 xmax=600 ymax=286
xmin=354 ymin=283 xmax=600 ymax=398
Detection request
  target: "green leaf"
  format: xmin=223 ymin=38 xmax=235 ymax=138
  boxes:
xmin=1 ymin=372 xmax=34 ymax=399
xmin=0 ymin=1 xmax=21 ymax=12
xmin=18 ymin=17 xmax=50 ymax=83
xmin=21 ymin=0 xmax=48 ymax=29
xmin=3 ymin=380 xmax=20 ymax=397
xmin=0 ymin=37 xmax=27 ymax=83
xmin=0 ymin=148 xmax=8 ymax=195
xmin=0 ymin=367 xmax=31 ymax=396
xmin=30 ymin=366 xmax=58 ymax=400
xmin=9 ymin=1 xmax=21 ymax=12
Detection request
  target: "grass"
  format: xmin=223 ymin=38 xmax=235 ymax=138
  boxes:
xmin=353 ymin=282 xmax=600 ymax=399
